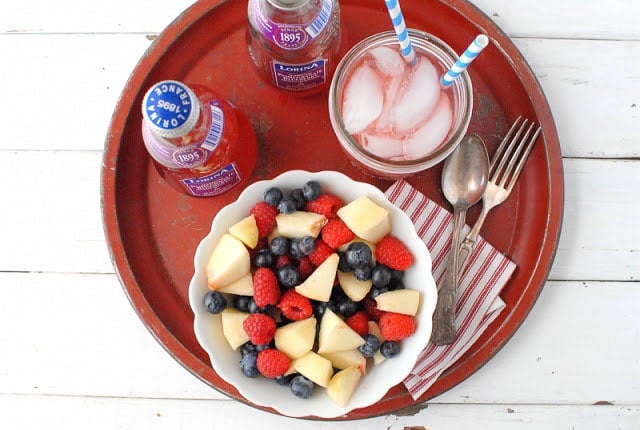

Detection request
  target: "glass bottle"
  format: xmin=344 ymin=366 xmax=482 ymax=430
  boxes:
xmin=246 ymin=0 xmax=343 ymax=95
xmin=141 ymin=80 xmax=257 ymax=197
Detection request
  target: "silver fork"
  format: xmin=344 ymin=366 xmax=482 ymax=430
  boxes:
xmin=457 ymin=117 xmax=542 ymax=274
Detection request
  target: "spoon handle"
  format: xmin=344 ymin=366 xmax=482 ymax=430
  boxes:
xmin=431 ymin=207 xmax=466 ymax=345
xmin=457 ymin=203 xmax=490 ymax=276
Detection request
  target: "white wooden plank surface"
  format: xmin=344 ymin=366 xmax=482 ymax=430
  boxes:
xmin=2 ymin=35 xmax=638 ymax=158
xmin=1 ymin=394 xmax=638 ymax=430
xmin=2 ymin=0 xmax=639 ymax=427
xmin=1 ymin=151 xmax=637 ymax=280
xmin=1 ymin=0 xmax=639 ymax=40
xmin=1 ymin=272 xmax=637 ymax=405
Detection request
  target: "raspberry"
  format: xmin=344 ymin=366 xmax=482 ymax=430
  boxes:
xmin=363 ymin=297 xmax=385 ymax=322
xmin=275 ymin=254 xmax=293 ymax=269
xmin=296 ymin=256 xmax=314 ymax=279
xmin=243 ymin=313 xmax=277 ymax=345
xmin=321 ymin=219 xmax=355 ymax=249
xmin=253 ymin=267 xmax=280 ymax=308
xmin=379 ymin=312 xmax=417 ymax=341
xmin=345 ymin=311 xmax=369 ymax=336
xmin=308 ymin=239 xmax=334 ymax=267
xmin=374 ymin=235 xmax=415 ymax=271
xmin=304 ymin=194 xmax=344 ymax=219
xmin=277 ymin=289 xmax=313 ymax=321
xmin=249 ymin=202 xmax=278 ymax=238
xmin=257 ymin=349 xmax=291 ymax=378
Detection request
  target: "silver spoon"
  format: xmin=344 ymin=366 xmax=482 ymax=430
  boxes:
xmin=431 ymin=134 xmax=489 ymax=345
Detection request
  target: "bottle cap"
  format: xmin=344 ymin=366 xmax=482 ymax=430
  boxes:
xmin=142 ymin=80 xmax=200 ymax=139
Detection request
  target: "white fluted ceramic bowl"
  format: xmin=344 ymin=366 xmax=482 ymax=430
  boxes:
xmin=188 ymin=170 xmax=437 ymax=418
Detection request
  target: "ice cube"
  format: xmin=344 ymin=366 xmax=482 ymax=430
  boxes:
xmin=388 ymin=56 xmax=440 ymax=134
xmin=374 ymin=73 xmax=404 ymax=132
xmin=342 ymin=64 xmax=384 ymax=134
xmin=369 ymin=46 xmax=406 ymax=77
xmin=359 ymin=132 xmax=404 ymax=159
xmin=403 ymin=94 xmax=453 ymax=160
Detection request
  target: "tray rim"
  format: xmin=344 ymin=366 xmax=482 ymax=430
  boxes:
xmin=101 ymin=0 xmax=564 ymax=420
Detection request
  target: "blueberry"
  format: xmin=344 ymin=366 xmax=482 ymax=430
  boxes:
xmin=302 ymin=180 xmax=321 ymax=201
xmin=277 ymin=264 xmax=300 ymax=288
xmin=358 ymin=334 xmax=381 ymax=357
xmin=203 ymin=290 xmax=226 ymax=314
xmin=248 ymin=298 xmax=268 ymax=314
xmin=389 ymin=279 xmax=405 ymax=290
xmin=337 ymin=297 xmax=359 ymax=317
xmin=254 ymin=248 xmax=275 ymax=268
xmin=298 ymin=236 xmax=316 ymax=255
xmin=354 ymin=265 xmax=372 ymax=281
xmin=390 ymin=269 xmax=404 ymax=283
xmin=369 ymin=285 xmax=390 ymax=299
xmin=277 ymin=197 xmax=297 ymax=214
xmin=346 ymin=242 xmax=372 ymax=268
xmin=256 ymin=342 xmax=272 ymax=351
xmin=291 ymin=375 xmax=315 ymax=399
xmin=290 ymin=188 xmax=306 ymax=209
xmin=312 ymin=301 xmax=328 ymax=320
xmin=337 ymin=251 xmax=352 ymax=272
xmin=289 ymin=239 xmax=306 ymax=259
xmin=269 ymin=236 xmax=290 ymax=256
xmin=371 ymin=265 xmax=392 ymax=287
xmin=233 ymin=295 xmax=252 ymax=313
xmin=275 ymin=373 xmax=297 ymax=386
xmin=239 ymin=341 xmax=258 ymax=356
xmin=264 ymin=187 xmax=283 ymax=207
xmin=240 ymin=352 xmax=259 ymax=378
xmin=380 ymin=341 xmax=401 ymax=358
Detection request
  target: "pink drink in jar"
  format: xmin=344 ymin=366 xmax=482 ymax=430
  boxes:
xmin=329 ymin=30 xmax=473 ymax=178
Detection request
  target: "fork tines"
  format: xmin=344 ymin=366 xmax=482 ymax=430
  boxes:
xmin=490 ymin=116 xmax=542 ymax=192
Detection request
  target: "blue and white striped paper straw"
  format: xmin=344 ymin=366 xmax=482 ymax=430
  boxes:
xmin=385 ymin=0 xmax=416 ymax=64
xmin=441 ymin=34 xmax=489 ymax=86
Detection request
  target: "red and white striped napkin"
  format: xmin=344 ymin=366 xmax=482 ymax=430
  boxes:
xmin=384 ymin=179 xmax=516 ymax=400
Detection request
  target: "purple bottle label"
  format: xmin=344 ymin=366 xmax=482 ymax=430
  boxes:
xmin=272 ymin=59 xmax=327 ymax=90
xmin=181 ymin=163 xmax=242 ymax=197
xmin=250 ymin=0 xmax=333 ymax=50
xmin=142 ymin=101 xmax=224 ymax=169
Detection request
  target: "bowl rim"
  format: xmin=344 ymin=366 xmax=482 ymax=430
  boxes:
xmin=188 ymin=170 xmax=438 ymax=418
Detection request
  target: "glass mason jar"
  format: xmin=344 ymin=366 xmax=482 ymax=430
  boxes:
xmin=328 ymin=30 xmax=473 ymax=178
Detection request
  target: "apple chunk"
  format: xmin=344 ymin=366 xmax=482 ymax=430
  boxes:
xmin=275 ymin=211 xmax=328 ymax=239
xmin=337 ymin=196 xmax=391 ymax=244
xmin=206 ymin=233 xmax=251 ymax=289
xmin=228 ymin=214 xmax=259 ymax=249
xmin=220 ymin=308 xmax=250 ymax=350
xmin=295 ymin=253 xmax=338 ymax=302
xmin=217 ymin=273 xmax=253 ymax=296
xmin=374 ymin=289 xmax=421 ymax=316
xmin=318 ymin=308 xmax=365 ymax=354
xmin=291 ymin=351 xmax=334 ymax=388
xmin=320 ymin=349 xmax=367 ymax=373
xmin=337 ymin=270 xmax=372 ymax=302
xmin=327 ymin=366 xmax=362 ymax=407
xmin=274 ymin=317 xmax=317 ymax=359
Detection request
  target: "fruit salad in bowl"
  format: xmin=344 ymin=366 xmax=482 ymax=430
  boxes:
xmin=188 ymin=170 xmax=437 ymax=418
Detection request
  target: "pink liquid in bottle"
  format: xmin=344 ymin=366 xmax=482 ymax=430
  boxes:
xmin=247 ymin=0 xmax=344 ymax=95
xmin=141 ymin=80 xmax=257 ymax=197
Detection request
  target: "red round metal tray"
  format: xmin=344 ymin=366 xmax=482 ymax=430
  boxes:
xmin=101 ymin=0 xmax=563 ymax=420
